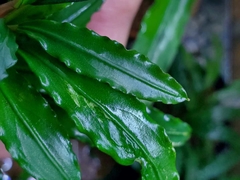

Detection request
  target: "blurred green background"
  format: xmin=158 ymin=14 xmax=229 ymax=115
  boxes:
xmin=1 ymin=0 xmax=240 ymax=179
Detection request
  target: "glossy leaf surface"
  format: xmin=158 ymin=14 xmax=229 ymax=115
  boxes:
xmin=0 ymin=19 xmax=18 ymax=81
xmin=5 ymin=3 xmax=70 ymax=25
xmin=14 ymin=0 xmax=84 ymax=7
xmin=18 ymin=40 xmax=179 ymax=180
xmin=18 ymin=20 xmax=188 ymax=104
xmin=33 ymin=0 xmax=86 ymax=5
xmin=0 ymin=70 xmax=80 ymax=180
xmin=49 ymin=0 xmax=103 ymax=27
xmin=133 ymin=0 xmax=194 ymax=71
xmin=147 ymin=107 xmax=191 ymax=146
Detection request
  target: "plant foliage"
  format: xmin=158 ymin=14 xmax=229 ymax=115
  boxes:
xmin=133 ymin=0 xmax=194 ymax=71
xmin=0 ymin=0 xmax=191 ymax=179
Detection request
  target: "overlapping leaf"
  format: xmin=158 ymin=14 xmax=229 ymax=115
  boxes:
xmin=133 ymin=0 xmax=194 ymax=71
xmin=198 ymin=150 xmax=240 ymax=180
xmin=0 ymin=19 xmax=18 ymax=80
xmin=14 ymin=0 xmax=85 ymax=8
xmin=33 ymin=0 xmax=86 ymax=5
xmin=147 ymin=107 xmax=191 ymax=147
xmin=18 ymin=38 xmax=179 ymax=180
xmin=49 ymin=0 xmax=104 ymax=27
xmin=0 ymin=69 xmax=80 ymax=180
xmin=5 ymin=3 xmax=71 ymax=25
xmin=17 ymin=20 xmax=188 ymax=104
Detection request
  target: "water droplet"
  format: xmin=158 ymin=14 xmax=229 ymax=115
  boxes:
xmin=65 ymin=60 xmax=71 ymax=67
xmin=76 ymin=68 xmax=81 ymax=73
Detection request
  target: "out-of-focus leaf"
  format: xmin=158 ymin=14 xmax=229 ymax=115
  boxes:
xmin=133 ymin=0 xmax=195 ymax=71
xmin=0 ymin=19 xmax=18 ymax=81
xmin=208 ymin=105 xmax=240 ymax=123
xmin=208 ymin=126 xmax=240 ymax=150
xmin=185 ymin=103 xmax=240 ymax=138
xmin=0 ymin=70 xmax=80 ymax=180
xmin=49 ymin=0 xmax=103 ymax=27
xmin=18 ymin=39 xmax=179 ymax=180
xmin=210 ymin=80 xmax=240 ymax=108
xmin=14 ymin=0 xmax=35 ymax=8
xmin=169 ymin=46 xmax=205 ymax=111
xmin=5 ymin=3 xmax=71 ymax=25
xmin=184 ymin=145 xmax=200 ymax=180
xmin=220 ymin=176 xmax=240 ymax=180
xmin=18 ymin=20 xmax=188 ymax=104
xmin=204 ymin=36 xmax=223 ymax=89
xmin=198 ymin=150 xmax=240 ymax=180
xmin=179 ymin=46 xmax=204 ymax=93
xmin=147 ymin=107 xmax=191 ymax=146
xmin=14 ymin=0 xmax=85 ymax=7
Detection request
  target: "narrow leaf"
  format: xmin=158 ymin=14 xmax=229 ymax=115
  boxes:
xmin=210 ymin=80 xmax=240 ymax=108
xmin=0 ymin=19 xmax=18 ymax=81
xmin=0 ymin=70 xmax=80 ymax=180
xmin=18 ymin=20 xmax=188 ymax=104
xmin=18 ymin=39 xmax=179 ymax=180
xmin=133 ymin=0 xmax=194 ymax=71
xmin=204 ymin=36 xmax=223 ymax=89
xmin=147 ymin=107 xmax=191 ymax=146
xmin=14 ymin=0 xmax=35 ymax=8
xmin=33 ymin=0 xmax=87 ymax=5
xmin=198 ymin=150 xmax=240 ymax=180
xmin=49 ymin=0 xmax=104 ymax=27
xmin=5 ymin=3 xmax=71 ymax=25
xmin=14 ymin=0 xmax=85 ymax=7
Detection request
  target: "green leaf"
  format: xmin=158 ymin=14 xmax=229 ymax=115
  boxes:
xmin=18 ymin=39 xmax=179 ymax=180
xmin=198 ymin=150 xmax=240 ymax=180
xmin=18 ymin=20 xmax=188 ymax=104
xmin=147 ymin=107 xmax=191 ymax=146
xmin=33 ymin=0 xmax=87 ymax=5
xmin=204 ymin=36 xmax=223 ymax=89
xmin=5 ymin=3 xmax=71 ymax=25
xmin=51 ymin=99 xmax=94 ymax=145
xmin=14 ymin=0 xmax=85 ymax=7
xmin=210 ymin=80 xmax=240 ymax=108
xmin=14 ymin=0 xmax=36 ymax=8
xmin=208 ymin=126 xmax=240 ymax=150
xmin=49 ymin=0 xmax=104 ymax=27
xmin=0 ymin=70 xmax=80 ymax=180
xmin=0 ymin=19 xmax=18 ymax=81
xmin=133 ymin=0 xmax=195 ymax=71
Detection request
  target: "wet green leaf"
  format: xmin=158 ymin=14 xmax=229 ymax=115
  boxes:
xmin=18 ymin=20 xmax=188 ymax=104
xmin=49 ymin=0 xmax=104 ymax=27
xmin=0 ymin=70 xmax=80 ymax=180
xmin=18 ymin=39 xmax=179 ymax=180
xmin=5 ymin=3 xmax=71 ymax=25
xmin=33 ymin=0 xmax=86 ymax=5
xmin=0 ymin=19 xmax=18 ymax=81
xmin=147 ymin=107 xmax=191 ymax=146
xmin=14 ymin=0 xmax=85 ymax=7
xmin=133 ymin=0 xmax=194 ymax=71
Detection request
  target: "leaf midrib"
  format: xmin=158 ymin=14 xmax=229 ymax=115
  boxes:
xmin=0 ymin=86 xmax=70 ymax=179
xmin=19 ymin=24 xmax=183 ymax=102
xmin=34 ymin=50 xmax=163 ymax=179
